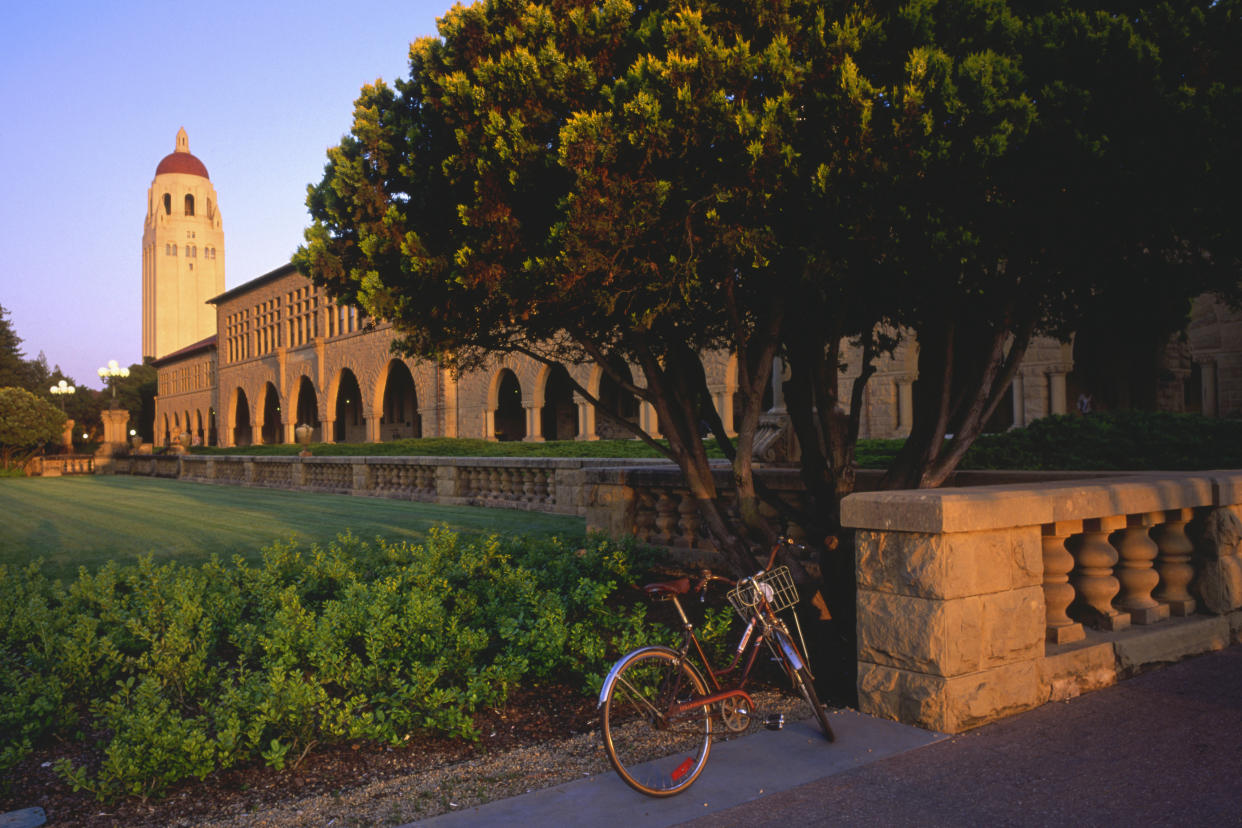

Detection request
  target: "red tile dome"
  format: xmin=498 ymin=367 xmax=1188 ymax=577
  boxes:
xmin=155 ymin=151 xmax=209 ymax=178
xmin=155 ymin=128 xmax=209 ymax=178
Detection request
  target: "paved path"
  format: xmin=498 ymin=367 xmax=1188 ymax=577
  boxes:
xmin=679 ymin=645 xmax=1242 ymax=827
xmin=415 ymin=645 xmax=1242 ymax=827
xmin=413 ymin=708 xmax=943 ymax=826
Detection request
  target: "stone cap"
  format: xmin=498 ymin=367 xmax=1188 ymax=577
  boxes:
xmin=840 ymin=472 xmax=1242 ymax=534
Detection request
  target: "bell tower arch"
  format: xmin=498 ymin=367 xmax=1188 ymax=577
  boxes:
xmin=142 ymin=127 xmax=225 ymax=359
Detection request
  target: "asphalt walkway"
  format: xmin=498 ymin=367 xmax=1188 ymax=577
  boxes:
xmin=413 ymin=645 xmax=1242 ymax=827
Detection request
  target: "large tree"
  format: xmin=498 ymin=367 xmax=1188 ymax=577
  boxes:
xmin=0 ymin=387 xmax=65 ymax=471
xmin=299 ymin=0 xmax=1240 ymax=578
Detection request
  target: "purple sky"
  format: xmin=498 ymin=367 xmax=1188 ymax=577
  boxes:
xmin=0 ymin=0 xmax=445 ymax=389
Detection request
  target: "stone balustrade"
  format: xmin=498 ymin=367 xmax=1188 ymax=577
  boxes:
xmin=112 ymin=454 xmax=658 ymax=517
xmin=842 ymin=472 xmax=1242 ymax=733
xmin=27 ymin=454 xmax=96 ymax=476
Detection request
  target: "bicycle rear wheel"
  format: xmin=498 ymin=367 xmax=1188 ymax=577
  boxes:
xmin=600 ymin=648 xmax=713 ymax=796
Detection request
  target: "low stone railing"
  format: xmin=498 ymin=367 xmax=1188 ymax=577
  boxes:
xmin=114 ymin=454 xmax=660 ymax=517
xmin=841 ymin=472 xmax=1242 ymax=733
xmin=27 ymin=454 xmax=96 ymax=476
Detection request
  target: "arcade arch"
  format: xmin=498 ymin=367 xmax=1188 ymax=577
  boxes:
xmin=260 ymin=382 xmax=283 ymax=444
xmin=293 ymin=376 xmax=321 ymax=441
xmin=380 ymin=360 xmax=421 ymax=440
xmin=333 ymin=369 xmax=366 ymax=443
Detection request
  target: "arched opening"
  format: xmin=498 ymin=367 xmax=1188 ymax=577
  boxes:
xmin=182 ymin=410 xmax=192 ymax=441
xmin=162 ymin=414 xmax=172 ymax=446
xmin=381 ymin=360 xmax=421 ymax=440
xmin=493 ymin=369 xmax=525 ymax=442
xmin=334 ymin=369 xmax=365 ymax=443
xmin=540 ymin=365 xmax=578 ymax=441
xmin=194 ymin=410 xmax=204 ymax=446
xmin=261 ymin=382 xmax=283 ymax=443
xmin=233 ymin=389 xmax=252 ymax=446
xmin=184 ymin=194 xmax=195 ymax=216
xmin=207 ymin=407 xmax=217 ymax=446
xmin=163 ymin=193 xmax=171 ymax=215
xmin=294 ymin=376 xmax=321 ymax=441
xmin=596 ymin=360 xmax=639 ymax=439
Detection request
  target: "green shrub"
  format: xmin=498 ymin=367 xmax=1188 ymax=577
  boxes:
xmin=3 ymin=528 xmax=670 ymax=802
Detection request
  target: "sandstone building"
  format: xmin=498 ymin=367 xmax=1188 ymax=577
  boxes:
xmin=149 ymin=132 xmax=1229 ymax=449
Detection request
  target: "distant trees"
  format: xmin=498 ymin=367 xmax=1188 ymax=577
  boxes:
xmin=299 ymin=0 xmax=1241 ymax=574
xmin=0 ymin=387 xmax=65 ymax=471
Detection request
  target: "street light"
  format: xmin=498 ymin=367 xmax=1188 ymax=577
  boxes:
xmin=49 ymin=379 xmax=76 ymax=412
xmin=97 ymin=359 xmax=130 ymax=406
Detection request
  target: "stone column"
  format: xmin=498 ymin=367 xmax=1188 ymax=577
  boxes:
xmin=639 ymin=401 xmax=662 ymax=438
xmin=61 ymin=418 xmax=75 ymax=453
xmin=523 ymin=403 xmax=544 ymax=442
xmin=576 ymin=398 xmax=598 ymax=441
xmin=1011 ymin=372 xmax=1027 ymax=428
xmin=365 ymin=413 xmax=382 ymax=443
xmin=1048 ymin=371 xmax=1067 ymax=416
xmin=1201 ymin=360 xmax=1218 ymax=417
xmin=715 ymin=390 xmax=735 ymax=437
xmin=320 ymin=416 xmax=335 ymax=444
xmin=98 ymin=408 xmax=130 ymax=455
xmin=896 ymin=380 xmax=913 ymax=435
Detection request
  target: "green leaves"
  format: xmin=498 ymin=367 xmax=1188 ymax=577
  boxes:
xmin=3 ymin=529 xmax=662 ymax=802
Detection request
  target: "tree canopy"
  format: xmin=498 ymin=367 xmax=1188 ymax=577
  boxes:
xmin=0 ymin=387 xmax=66 ymax=470
xmin=299 ymin=0 xmax=1241 ymax=574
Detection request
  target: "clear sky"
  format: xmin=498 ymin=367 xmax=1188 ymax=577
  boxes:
xmin=0 ymin=0 xmax=447 ymax=390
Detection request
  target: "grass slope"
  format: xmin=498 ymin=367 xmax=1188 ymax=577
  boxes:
xmin=0 ymin=476 xmax=584 ymax=578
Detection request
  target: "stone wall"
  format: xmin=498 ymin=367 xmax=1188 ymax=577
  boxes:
xmin=842 ymin=473 xmax=1242 ymax=733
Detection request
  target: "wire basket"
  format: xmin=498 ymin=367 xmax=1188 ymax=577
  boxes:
xmin=727 ymin=566 xmax=798 ymax=620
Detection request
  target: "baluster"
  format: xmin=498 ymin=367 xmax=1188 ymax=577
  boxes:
xmin=522 ymin=468 xmax=536 ymax=503
xmin=1152 ymin=507 xmax=1197 ymax=616
xmin=1042 ymin=521 xmax=1085 ymax=644
xmin=676 ymin=490 xmax=700 ymax=548
xmin=654 ymin=490 xmax=679 ymax=546
xmin=1112 ymin=513 xmax=1170 ymax=625
xmin=1070 ymin=516 xmax=1131 ymax=631
xmin=534 ymin=469 xmax=551 ymax=504
xmin=633 ymin=492 xmax=657 ymax=542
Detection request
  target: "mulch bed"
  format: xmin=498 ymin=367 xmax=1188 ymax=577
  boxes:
xmin=1 ymin=684 xmax=598 ymax=827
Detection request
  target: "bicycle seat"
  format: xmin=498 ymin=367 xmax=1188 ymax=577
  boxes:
xmin=643 ymin=578 xmax=691 ymax=597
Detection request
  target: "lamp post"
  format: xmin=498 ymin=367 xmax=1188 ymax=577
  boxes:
xmin=49 ymin=379 xmax=75 ymax=412
xmin=97 ymin=360 xmax=129 ymax=407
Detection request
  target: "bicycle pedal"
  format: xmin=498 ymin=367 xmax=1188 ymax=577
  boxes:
xmin=764 ymin=713 xmax=785 ymax=731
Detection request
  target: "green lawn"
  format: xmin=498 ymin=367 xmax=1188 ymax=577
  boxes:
xmin=0 ymin=476 xmax=585 ymax=578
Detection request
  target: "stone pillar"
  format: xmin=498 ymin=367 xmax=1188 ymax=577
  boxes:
xmin=1048 ymin=371 xmax=1067 ymax=416
xmin=1151 ymin=507 xmax=1196 ymax=616
xmin=715 ymin=391 xmax=735 ymax=437
xmin=896 ymin=380 xmax=913 ymax=435
xmin=576 ymin=399 xmax=598 ymax=441
xmin=1011 ymin=372 xmax=1026 ymax=428
xmin=61 ymin=418 xmax=75 ymax=453
xmin=1042 ymin=521 xmax=1085 ymax=644
xmin=320 ymin=416 xmax=335 ymax=444
xmin=1111 ymin=513 xmax=1170 ymax=625
xmin=639 ymin=401 xmax=662 ymax=438
xmin=98 ymin=408 xmax=130 ymax=455
xmin=365 ymin=413 xmax=382 ymax=443
xmin=1201 ymin=360 xmax=1218 ymax=417
xmin=484 ymin=407 xmax=497 ymax=441
xmin=1070 ymin=516 xmax=1130 ymax=631
xmin=769 ymin=357 xmax=787 ymax=413
xmin=523 ymin=404 xmax=544 ymax=442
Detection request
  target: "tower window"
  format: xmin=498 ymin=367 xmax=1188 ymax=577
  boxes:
xmin=185 ymin=194 xmax=195 ymax=216
xmin=163 ymin=193 xmax=171 ymax=214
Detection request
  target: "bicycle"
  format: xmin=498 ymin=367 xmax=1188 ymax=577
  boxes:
xmin=598 ymin=538 xmax=835 ymax=797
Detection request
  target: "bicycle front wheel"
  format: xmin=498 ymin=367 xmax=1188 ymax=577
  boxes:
xmin=600 ymin=648 xmax=713 ymax=796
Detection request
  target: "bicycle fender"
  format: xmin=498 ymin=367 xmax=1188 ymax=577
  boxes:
xmin=597 ymin=645 xmax=684 ymax=709
xmin=775 ymin=631 xmax=805 ymax=672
